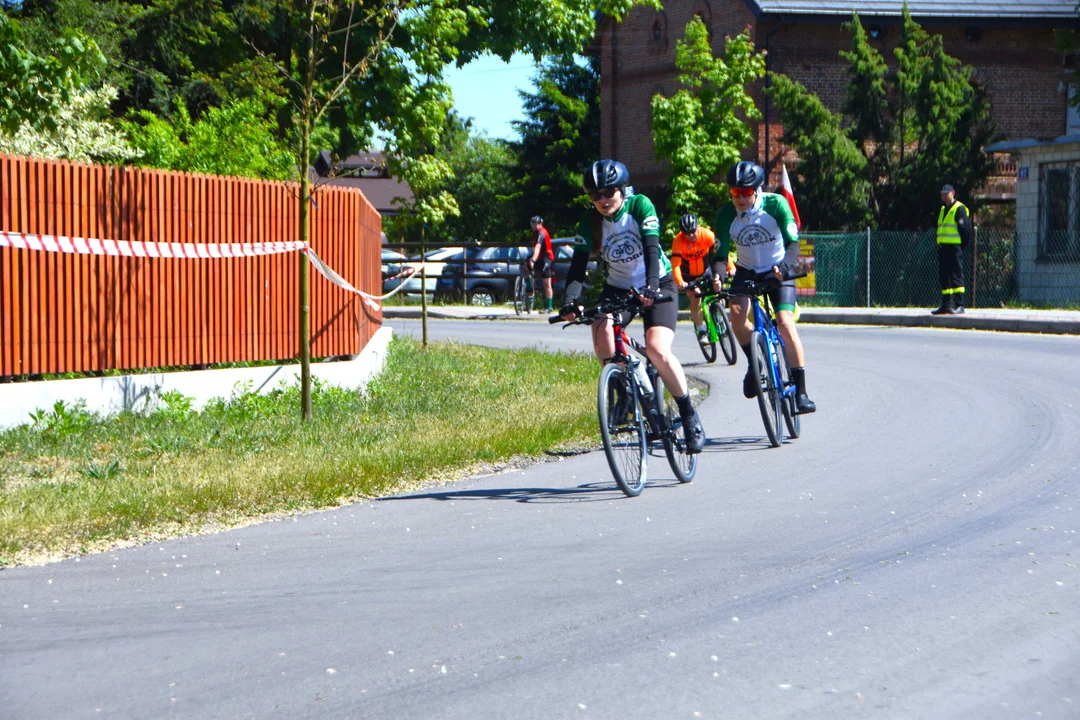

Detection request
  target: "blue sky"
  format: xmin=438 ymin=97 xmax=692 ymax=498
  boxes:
xmin=442 ymin=53 xmax=538 ymax=141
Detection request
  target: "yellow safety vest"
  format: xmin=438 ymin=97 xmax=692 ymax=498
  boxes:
xmin=936 ymin=202 xmax=967 ymax=245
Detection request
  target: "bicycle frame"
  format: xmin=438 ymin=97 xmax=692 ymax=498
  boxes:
xmin=748 ymin=293 xmax=795 ymax=404
xmin=702 ymin=293 xmax=721 ymax=343
xmin=688 ymin=277 xmax=725 ymax=343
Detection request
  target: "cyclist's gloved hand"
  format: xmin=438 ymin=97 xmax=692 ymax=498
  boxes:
xmin=559 ymin=301 xmax=582 ymax=320
xmin=638 ymin=286 xmax=662 ymax=307
xmin=774 ymin=261 xmax=792 ymax=281
xmin=640 ymin=286 xmax=662 ymax=301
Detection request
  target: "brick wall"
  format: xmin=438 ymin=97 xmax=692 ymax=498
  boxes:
xmin=599 ymin=0 xmax=1069 ymax=196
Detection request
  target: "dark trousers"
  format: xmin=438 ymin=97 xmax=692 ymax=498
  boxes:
xmin=937 ymin=244 xmax=964 ymax=294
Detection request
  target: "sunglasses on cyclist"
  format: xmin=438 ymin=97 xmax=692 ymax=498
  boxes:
xmin=729 ymin=187 xmax=756 ymax=197
xmin=589 ymin=187 xmax=619 ymax=201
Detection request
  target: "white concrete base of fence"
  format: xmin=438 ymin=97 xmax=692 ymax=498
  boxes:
xmin=0 ymin=326 xmax=394 ymax=430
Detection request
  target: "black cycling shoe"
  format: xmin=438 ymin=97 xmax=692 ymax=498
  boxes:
xmin=682 ymin=411 xmax=705 ymax=454
xmin=795 ymin=393 xmax=817 ymax=414
xmin=742 ymin=370 xmax=758 ymax=399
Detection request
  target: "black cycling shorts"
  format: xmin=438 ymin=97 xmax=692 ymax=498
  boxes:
xmin=598 ymin=275 xmax=678 ymax=332
xmin=532 ymin=257 xmax=555 ymax=279
xmin=730 ymin=266 xmax=796 ymax=311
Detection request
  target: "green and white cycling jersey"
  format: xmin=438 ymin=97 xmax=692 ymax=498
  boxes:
xmin=714 ymin=192 xmax=799 ymax=274
xmin=573 ymin=194 xmax=672 ymax=290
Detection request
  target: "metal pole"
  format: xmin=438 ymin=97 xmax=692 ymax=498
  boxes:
xmin=421 ymin=224 xmax=428 ymax=349
xmin=971 ymin=225 xmax=978 ymax=308
xmin=866 ymin=226 xmax=871 ymax=308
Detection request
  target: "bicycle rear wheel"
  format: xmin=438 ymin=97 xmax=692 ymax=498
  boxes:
xmin=598 ymin=363 xmax=648 ymax=496
xmin=714 ymin=301 xmax=738 ymax=365
xmin=750 ymin=330 xmax=783 ymax=447
xmin=513 ymin=276 xmax=526 ymax=315
xmin=654 ymin=375 xmax=697 ymax=483
xmin=775 ymin=340 xmax=800 ymax=439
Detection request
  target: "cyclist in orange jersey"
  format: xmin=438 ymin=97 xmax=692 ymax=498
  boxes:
xmin=670 ymin=213 xmax=724 ymax=347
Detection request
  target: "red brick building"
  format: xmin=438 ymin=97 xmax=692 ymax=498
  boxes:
xmin=594 ymin=0 xmax=1079 ymax=203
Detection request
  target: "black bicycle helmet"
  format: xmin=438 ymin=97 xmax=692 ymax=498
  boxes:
xmin=530 ymin=215 xmax=543 ymax=225
xmin=582 ymin=159 xmax=630 ymax=192
xmin=726 ymin=161 xmax=765 ymax=190
xmin=679 ymin=213 xmax=698 ymax=234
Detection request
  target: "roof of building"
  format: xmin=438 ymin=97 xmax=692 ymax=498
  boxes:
xmin=985 ymin=134 xmax=1080 ymax=153
xmin=746 ymin=0 xmax=1080 ymax=21
xmin=310 ymin=152 xmax=413 ymax=215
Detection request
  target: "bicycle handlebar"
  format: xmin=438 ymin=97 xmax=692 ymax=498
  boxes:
xmin=688 ymin=275 xmax=730 ymax=299
xmin=548 ymin=288 xmax=673 ymax=325
xmin=730 ymin=269 xmax=809 ymax=296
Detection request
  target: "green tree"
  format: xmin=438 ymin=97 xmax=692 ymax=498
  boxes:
xmin=0 ymin=85 xmax=138 ymax=162
xmin=651 ymin=19 xmax=766 ymax=240
xmin=0 ymin=9 xmax=105 ymax=133
xmin=15 ymin=0 xmax=137 ymax=93
xmin=768 ymin=74 xmax=871 ymax=230
xmin=432 ymin=126 xmax=517 ymax=246
xmin=768 ymin=4 xmax=1000 ymax=230
xmin=509 ymin=54 xmax=600 ymax=239
xmin=123 ymin=97 xmax=294 ymax=179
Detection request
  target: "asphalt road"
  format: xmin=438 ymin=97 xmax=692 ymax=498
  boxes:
xmin=2 ymin=319 xmax=1079 ymax=719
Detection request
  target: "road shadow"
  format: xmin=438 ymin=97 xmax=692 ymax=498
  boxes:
xmin=696 ymin=435 xmax=774 ymax=452
xmin=381 ymin=477 xmax=688 ymax=504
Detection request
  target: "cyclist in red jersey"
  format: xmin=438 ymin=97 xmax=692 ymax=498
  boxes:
xmin=529 ymin=215 xmax=555 ymax=312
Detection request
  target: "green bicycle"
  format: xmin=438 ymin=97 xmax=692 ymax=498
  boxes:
xmin=690 ymin=277 xmax=737 ymax=365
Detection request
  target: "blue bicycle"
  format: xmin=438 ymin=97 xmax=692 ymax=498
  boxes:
xmin=734 ymin=272 xmax=807 ymax=447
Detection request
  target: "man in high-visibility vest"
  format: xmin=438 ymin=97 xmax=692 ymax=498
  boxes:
xmin=932 ymin=184 xmax=972 ymax=315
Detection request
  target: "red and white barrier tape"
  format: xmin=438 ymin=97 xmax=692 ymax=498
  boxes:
xmin=0 ymin=230 xmax=406 ymax=311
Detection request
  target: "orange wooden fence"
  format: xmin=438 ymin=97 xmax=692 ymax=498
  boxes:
xmin=0 ymin=155 xmax=382 ymax=379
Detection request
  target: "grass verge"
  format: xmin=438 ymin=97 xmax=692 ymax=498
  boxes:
xmin=0 ymin=337 xmax=601 ymax=566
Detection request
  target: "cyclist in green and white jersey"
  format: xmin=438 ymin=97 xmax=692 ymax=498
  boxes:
xmin=559 ymin=159 xmax=706 ymax=454
xmin=714 ymin=161 xmax=816 ymax=415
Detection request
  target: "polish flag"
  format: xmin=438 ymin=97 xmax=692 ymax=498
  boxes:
xmin=780 ymin=164 xmax=802 ymax=231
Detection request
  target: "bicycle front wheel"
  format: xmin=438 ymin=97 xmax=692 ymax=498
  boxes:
xmin=714 ymin=300 xmax=738 ymax=365
xmin=598 ymin=363 xmax=648 ymax=496
xmin=513 ymin=276 xmax=525 ymax=315
xmin=654 ymin=375 xmax=697 ymax=483
xmin=697 ymin=312 xmax=717 ymax=363
xmin=776 ymin=339 xmax=800 ymax=439
xmin=750 ymin=330 xmax=783 ymax=447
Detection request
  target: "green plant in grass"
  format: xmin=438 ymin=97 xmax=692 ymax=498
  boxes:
xmin=0 ymin=338 xmax=603 ymax=565
xmin=79 ymin=459 xmax=123 ymax=481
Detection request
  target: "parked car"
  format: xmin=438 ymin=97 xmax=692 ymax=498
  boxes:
xmin=381 ymin=249 xmax=409 ymax=294
xmin=435 ymin=243 xmax=598 ymax=305
xmin=409 ymin=246 xmax=464 ymax=279
xmin=381 ymin=248 xmax=440 ymax=295
xmin=550 ymin=240 xmax=599 ymax=296
xmin=434 ymin=246 xmax=530 ymax=305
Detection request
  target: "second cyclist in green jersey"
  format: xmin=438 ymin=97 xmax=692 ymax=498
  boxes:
xmin=714 ymin=161 xmax=816 ymax=415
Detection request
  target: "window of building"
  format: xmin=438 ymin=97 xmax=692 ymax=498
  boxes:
xmin=1067 ymin=79 xmax=1080 ymax=135
xmin=1038 ymin=161 xmax=1080 ymax=261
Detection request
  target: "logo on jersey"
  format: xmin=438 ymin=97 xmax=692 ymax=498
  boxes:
xmin=735 ymin=225 xmax=773 ymax=248
xmin=641 ymin=216 xmax=659 ymax=232
xmin=787 ymin=222 xmax=799 ymax=238
xmin=604 ymin=231 xmax=643 ymax=264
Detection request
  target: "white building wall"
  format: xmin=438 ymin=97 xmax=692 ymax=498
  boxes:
xmin=0 ymin=327 xmax=393 ymax=430
xmin=1013 ymin=141 xmax=1080 ymax=305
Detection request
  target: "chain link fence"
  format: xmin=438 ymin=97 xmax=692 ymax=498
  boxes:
xmin=797 ymin=229 xmax=1080 ymax=309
